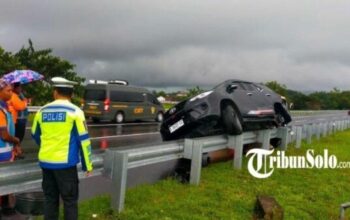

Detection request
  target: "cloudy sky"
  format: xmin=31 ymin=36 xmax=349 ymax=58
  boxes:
xmin=1 ymin=0 xmax=350 ymax=91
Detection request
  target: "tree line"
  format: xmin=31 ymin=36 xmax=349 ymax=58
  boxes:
xmin=0 ymin=40 xmax=84 ymax=105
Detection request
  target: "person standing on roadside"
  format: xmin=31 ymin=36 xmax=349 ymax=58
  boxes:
xmin=7 ymin=82 xmax=28 ymax=159
xmin=31 ymin=77 xmax=93 ymax=220
xmin=0 ymin=79 xmax=21 ymax=216
xmin=11 ymin=83 xmax=28 ymax=143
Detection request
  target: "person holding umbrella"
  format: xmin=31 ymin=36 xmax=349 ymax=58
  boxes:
xmin=3 ymin=70 xmax=43 ymax=158
xmin=8 ymin=83 xmax=28 ymax=141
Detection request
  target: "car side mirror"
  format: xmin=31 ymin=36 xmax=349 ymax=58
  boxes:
xmin=227 ymin=84 xmax=238 ymax=93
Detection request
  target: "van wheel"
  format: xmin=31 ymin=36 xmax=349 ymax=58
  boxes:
xmin=222 ymin=105 xmax=243 ymax=135
xmin=156 ymin=112 xmax=164 ymax=122
xmin=115 ymin=112 xmax=124 ymax=124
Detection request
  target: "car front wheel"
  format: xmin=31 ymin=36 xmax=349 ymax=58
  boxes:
xmin=156 ymin=112 xmax=164 ymax=122
xmin=222 ymin=105 xmax=243 ymax=135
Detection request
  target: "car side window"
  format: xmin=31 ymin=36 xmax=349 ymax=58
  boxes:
xmin=252 ymin=84 xmax=264 ymax=92
xmin=110 ymin=91 xmax=144 ymax=102
xmin=232 ymin=83 xmax=246 ymax=90
xmin=240 ymin=83 xmax=256 ymax=91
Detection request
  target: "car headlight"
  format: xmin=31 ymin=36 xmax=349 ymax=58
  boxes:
xmin=189 ymin=91 xmax=213 ymax=102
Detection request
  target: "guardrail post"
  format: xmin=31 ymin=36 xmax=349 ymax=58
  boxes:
xmin=340 ymin=202 xmax=350 ymax=220
xmin=307 ymin=124 xmax=313 ymax=144
xmin=290 ymin=126 xmax=296 ymax=143
xmin=329 ymin=122 xmax=333 ymax=135
xmin=322 ymin=123 xmax=327 ymax=137
xmin=228 ymin=134 xmax=243 ymax=169
xmin=184 ymin=139 xmax=194 ymax=159
xmin=190 ymin=140 xmax=203 ymax=185
xmin=278 ymin=127 xmax=289 ymax=151
xmin=295 ymin=126 xmax=302 ymax=149
xmin=332 ymin=122 xmax=336 ymax=134
xmin=258 ymin=129 xmax=271 ymax=150
xmin=336 ymin=121 xmax=339 ymax=131
xmin=111 ymin=151 xmax=129 ymax=213
xmin=301 ymin=124 xmax=307 ymax=139
xmin=316 ymin=123 xmax=321 ymax=140
xmin=287 ymin=126 xmax=296 ymax=144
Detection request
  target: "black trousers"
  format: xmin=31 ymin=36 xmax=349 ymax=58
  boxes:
xmin=42 ymin=166 xmax=79 ymax=220
xmin=15 ymin=119 xmax=27 ymax=142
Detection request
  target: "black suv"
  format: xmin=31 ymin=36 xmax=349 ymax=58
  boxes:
xmin=160 ymin=80 xmax=291 ymax=141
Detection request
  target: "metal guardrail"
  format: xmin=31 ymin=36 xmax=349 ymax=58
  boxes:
xmin=104 ymin=118 xmax=350 ymax=212
xmin=0 ymin=153 xmax=104 ymax=196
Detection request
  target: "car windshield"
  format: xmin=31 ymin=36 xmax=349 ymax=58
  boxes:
xmin=84 ymin=89 xmax=106 ymax=101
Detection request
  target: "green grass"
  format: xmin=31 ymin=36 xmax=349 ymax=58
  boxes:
xmin=76 ymin=131 xmax=350 ymax=219
xmin=162 ymin=103 xmax=174 ymax=111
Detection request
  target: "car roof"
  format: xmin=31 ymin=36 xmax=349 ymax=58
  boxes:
xmin=85 ymin=83 xmax=150 ymax=93
xmin=222 ymin=79 xmax=258 ymax=84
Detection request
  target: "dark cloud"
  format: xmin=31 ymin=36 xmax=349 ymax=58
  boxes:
xmin=1 ymin=0 xmax=350 ymax=91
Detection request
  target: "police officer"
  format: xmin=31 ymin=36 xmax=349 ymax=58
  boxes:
xmin=31 ymin=77 xmax=93 ymax=220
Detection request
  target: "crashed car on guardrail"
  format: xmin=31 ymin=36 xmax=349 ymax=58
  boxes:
xmin=160 ymin=79 xmax=291 ymax=143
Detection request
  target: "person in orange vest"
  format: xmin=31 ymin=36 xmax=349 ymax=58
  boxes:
xmin=8 ymin=83 xmax=27 ymax=126
xmin=7 ymin=83 xmax=27 ymax=158
xmin=11 ymin=83 xmax=29 ymax=142
xmin=0 ymin=79 xmax=21 ymax=216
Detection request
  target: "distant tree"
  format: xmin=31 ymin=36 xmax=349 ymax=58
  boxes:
xmin=0 ymin=47 xmax=23 ymax=74
xmin=152 ymin=90 xmax=167 ymax=98
xmin=187 ymin=86 xmax=204 ymax=98
xmin=11 ymin=39 xmax=85 ymax=105
xmin=265 ymin=81 xmax=287 ymax=97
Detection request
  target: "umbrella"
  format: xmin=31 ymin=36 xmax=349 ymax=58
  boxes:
xmin=2 ymin=70 xmax=44 ymax=84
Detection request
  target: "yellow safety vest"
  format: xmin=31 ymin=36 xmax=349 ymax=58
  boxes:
xmin=31 ymin=99 xmax=93 ymax=171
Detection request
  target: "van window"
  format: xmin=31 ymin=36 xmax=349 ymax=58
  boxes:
xmin=84 ymin=90 xmax=106 ymax=101
xmin=110 ymin=91 xmax=145 ymax=102
xmin=147 ymin=94 xmax=160 ymax=105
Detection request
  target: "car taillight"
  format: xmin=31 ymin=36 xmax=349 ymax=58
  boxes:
xmin=104 ymin=99 xmax=110 ymax=111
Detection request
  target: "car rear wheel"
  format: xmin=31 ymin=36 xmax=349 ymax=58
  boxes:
xmin=222 ymin=105 xmax=243 ymax=135
xmin=156 ymin=112 xmax=164 ymax=122
xmin=115 ymin=112 xmax=124 ymax=124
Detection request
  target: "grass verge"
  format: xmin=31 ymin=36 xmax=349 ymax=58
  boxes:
xmin=75 ymin=131 xmax=350 ymax=219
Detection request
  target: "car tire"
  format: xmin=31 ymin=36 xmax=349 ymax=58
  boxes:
xmin=222 ymin=105 xmax=243 ymax=135
xmin=156 ymin=112 xmax=164 ymax=122
xmin=115 ymin=112 xmax=124 ymax=124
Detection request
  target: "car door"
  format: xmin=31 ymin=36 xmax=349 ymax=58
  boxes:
xmin=146 ymin=94 xmax=159 ymax=120
xmin=227 ymin=81 xmax=257 ymax=116
xmin=254 ymin=84 xmax=277 ymax=108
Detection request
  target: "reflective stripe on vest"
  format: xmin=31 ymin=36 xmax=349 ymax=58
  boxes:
xmin=0 ymin=106 xmax=15 ymax=150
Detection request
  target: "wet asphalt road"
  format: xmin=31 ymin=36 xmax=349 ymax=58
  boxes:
xmin=21 ymin=122 xmax=163 ymax=159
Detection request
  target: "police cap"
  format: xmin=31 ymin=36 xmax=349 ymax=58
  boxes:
xmin=51 ymin=77 xmax=77 ymax=88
